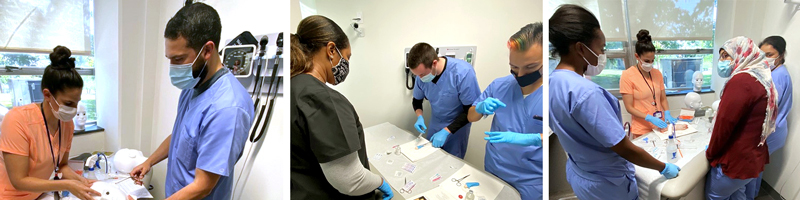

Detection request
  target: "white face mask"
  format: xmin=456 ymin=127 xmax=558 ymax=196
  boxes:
xmin=765 ymin=57 xmax=777 ymax=69
xmin=581 ymin=43 xmax=606 ymax=76
xmin=640 ymin=62 xmax=654 ymax=72
xmin=49 ymin=96 xmax=77 ymax=121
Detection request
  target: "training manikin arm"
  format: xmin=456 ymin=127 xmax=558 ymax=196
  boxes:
xmin=413 ymin=98 xmax=424 ymax=117
xmin=445 ymin=105 xmax=472 ymax=133
xmin=319 ymin=152 xmax=383 ymax=196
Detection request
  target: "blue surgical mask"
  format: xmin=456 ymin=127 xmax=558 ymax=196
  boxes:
xmin=170 ymin=46 xmax=206 ymax=89
xmin=420 ymin=66 xmax=436 ymax=83
xmin=717 ymin=60 xmax=732 ymax=78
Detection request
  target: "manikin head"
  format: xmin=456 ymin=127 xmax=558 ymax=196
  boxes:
xmin=692 ymin=71 xmax=703 ymax=92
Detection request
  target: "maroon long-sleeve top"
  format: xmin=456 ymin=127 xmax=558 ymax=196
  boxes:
xmin=706 ymin=74 xmax=770 ymax=179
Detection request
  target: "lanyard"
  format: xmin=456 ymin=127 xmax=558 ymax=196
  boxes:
xmin=637 ymin=65 xmax=658 ymax=108
xmin=40 ymin=103 xmax=62 ymax=177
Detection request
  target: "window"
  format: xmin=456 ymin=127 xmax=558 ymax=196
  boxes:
xmin=549 ymin=0 xmax=717 ymax=95
xmin=653 ymin=40 xmax=715 ymax=92
xmin=0 ymin=0 xmax=97 ymax=122
xmin=586 ymin=57 xmax=626 ymax=89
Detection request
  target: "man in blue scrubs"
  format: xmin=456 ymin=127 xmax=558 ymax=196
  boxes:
xmin=408 ymin=42 xmax=480 ymax=159
xmin=468 ymin=23 xmax=544 ymax=200
xmin=129 ymin=3 xmax=255 ymax=200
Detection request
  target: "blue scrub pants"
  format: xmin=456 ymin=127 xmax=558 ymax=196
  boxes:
xmin=566 ymin=165 xmax=638 ymax=200
xmin=510 ymin=183 xmax=542 ymax=200
xmin=705 ymin=166 xmax=753 ymax=200
xmin=744 ymin=172 xmax=763 ymax=199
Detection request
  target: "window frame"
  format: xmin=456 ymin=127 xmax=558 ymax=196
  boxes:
xmin=0 ymin=66 xmax=98 ymax=126
xmin=604 ymin=0 xmax=716 ymax=97
xmin=0 ymin=0 xmax=97 ymax=125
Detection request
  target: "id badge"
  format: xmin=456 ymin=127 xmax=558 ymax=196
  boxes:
xmin=653 ymin=111 xmax=663 ymax=119
xmin=49 ymin=171 xmax=62 ymax=180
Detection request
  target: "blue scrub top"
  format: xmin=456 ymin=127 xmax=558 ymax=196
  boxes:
xmin=165 ymin=70 xmax=255 ymax=200
xmin=549 ymin=69 xmax=634 ymax=184
xmin=473 ymin=75 xmax=543 ymax=198
xmin=413 ymin=57 xmax=480 ymax=157
xmin=766 ymin=65 xmax=793 ymax=154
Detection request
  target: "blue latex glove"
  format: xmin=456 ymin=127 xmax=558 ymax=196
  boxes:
xmin=431 ymin=129 xmax=450 ymax=148
xmin=475 ymin=97 xmax=507 ymax=115
xmin=377 ymin=179 xmax=393 ymax=200
xmin=484 ymin=132 xmax=542 ymax=146
xmin=414 ymin=116 xmax=427 ymax=134
xmin=645 ymin=115 xmax=668 ymax=129
xmin=661 ymin=163 xmax=681 ymax=179
xmin=466 ymin=182 xmax=480 ymax=188
xmin=664 ymin=111 xmax=678 ymax=124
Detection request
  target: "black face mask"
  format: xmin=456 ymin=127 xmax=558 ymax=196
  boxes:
xmin=511 ymin=69 xmax=541 ymax=87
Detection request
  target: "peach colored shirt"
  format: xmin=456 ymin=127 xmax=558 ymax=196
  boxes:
xmin=0 ymin=103 xmax=73 ymax=200
xmin=620 ymin=67 xmax=667 ymax=136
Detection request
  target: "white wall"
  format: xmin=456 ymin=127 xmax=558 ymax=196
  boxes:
xmin=93 ymin=0 xmax=120 ymax=152
xmin=93 ymin=0 xmax=289 ymax=199
xmin=70 ymin=132 xmax=106 ymax=157
xmin=94 ymin=0 xmax=163 ymax=154
xmin=293 ymin=0 xmax=544 ymax=170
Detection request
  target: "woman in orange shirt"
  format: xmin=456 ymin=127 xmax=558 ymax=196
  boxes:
xmin=0 ymin=46 xmax=100 ymax=200
xmin=620 ymin=30 xmax=678 ymax=137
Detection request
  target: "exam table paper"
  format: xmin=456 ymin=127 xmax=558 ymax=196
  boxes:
xmin=400 ymin=138 xmax=438 ymax=162
xmin=116 ymin=178 xmax=153 ymax=199
xmin=364 ymin=122 xmax=521 ymax=200
xmin=440 ymin=165 xmax=503 ymax=200
xmin=36 ymin=178 xmax=153 ymax=200
xmin=407 ymin=187 xmax=459 ymax=200
xmin=634 ymin=122 xmax=710 ymax=200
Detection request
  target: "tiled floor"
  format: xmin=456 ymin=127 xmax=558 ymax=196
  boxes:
xmin=755 ymin=187 xmax=780 ymax=200
xmin=550 ymin=183 xmax=782 ymax=200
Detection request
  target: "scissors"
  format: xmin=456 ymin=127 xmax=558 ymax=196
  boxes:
xmin=451 ymin=174 xmax=470 ymax=186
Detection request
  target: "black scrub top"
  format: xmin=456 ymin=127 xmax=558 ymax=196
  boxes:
xmin=290 ymin=74 xmax=376 ymax=200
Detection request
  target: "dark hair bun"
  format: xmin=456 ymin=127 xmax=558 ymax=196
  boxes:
xmin=49 ymin=45 xmax=76 ymax=70
xmin=184 ymin=0 xmax=193 ymax=6
xmin=637 ymin=29 xmax=652 ymax=43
